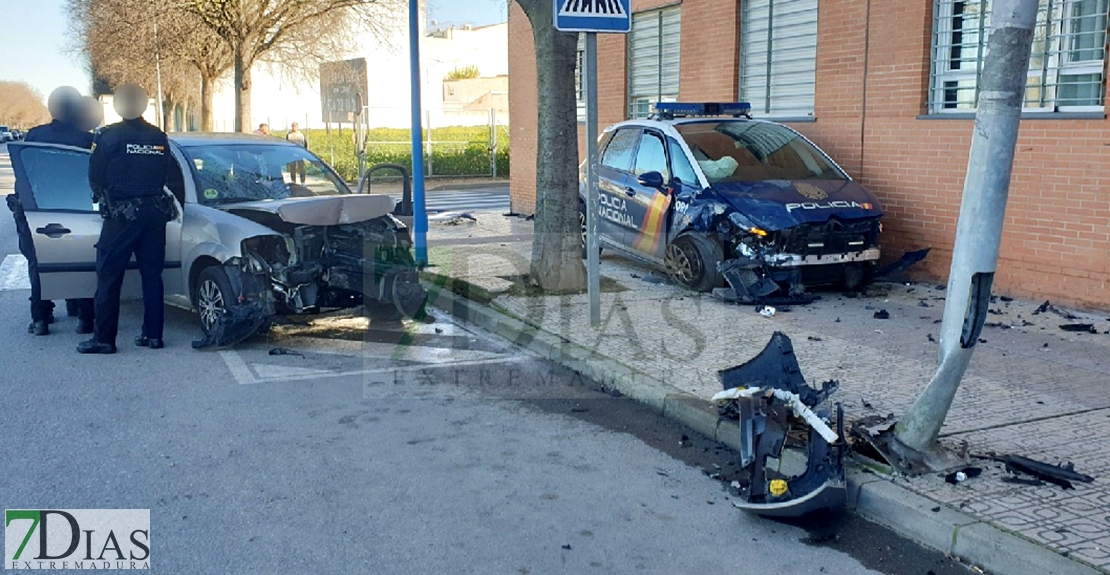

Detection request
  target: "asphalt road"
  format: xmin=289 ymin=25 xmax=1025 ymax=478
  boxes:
xmin=425 ymin=185 xmax=509 ymax=214
xmin=0 ymin=145 xmax=977 ymax=574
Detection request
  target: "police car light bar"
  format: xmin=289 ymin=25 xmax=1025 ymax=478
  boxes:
xmin=650 ymin=102 xmax=752 ymax=119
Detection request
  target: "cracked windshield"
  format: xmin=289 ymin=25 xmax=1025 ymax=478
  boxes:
xmin=183 ymin=144 xmax=347 ymax=205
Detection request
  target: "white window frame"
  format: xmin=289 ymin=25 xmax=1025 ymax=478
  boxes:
xmin=576 ymin=34 xmax=586 ymax=123
xmin=929 ymin=0 xmax=1107 ymax=113
xmin=739 ymin=0 xmax=819 ymax=119
xmin=627 ymin=6 xmax=681 ymax=119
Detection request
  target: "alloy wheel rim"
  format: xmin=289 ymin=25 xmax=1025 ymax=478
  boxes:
xmin=579 ymin=210 xmax=587 ymax=250
xmin=664 ymin=243 xmax=694 ymax=285
xmin=198 ymin=279 xmax=225 ymax=332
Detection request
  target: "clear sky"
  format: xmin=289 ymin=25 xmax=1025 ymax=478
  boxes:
xmin=0 ymin=0 xmax=508 ymax=103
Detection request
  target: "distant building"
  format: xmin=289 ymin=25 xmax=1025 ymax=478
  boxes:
xmin=207 ymin=15 xmax=508 ymax=131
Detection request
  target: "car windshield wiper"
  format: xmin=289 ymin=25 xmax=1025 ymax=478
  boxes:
xmin=203 ymin=196 xmax=251 ymax=206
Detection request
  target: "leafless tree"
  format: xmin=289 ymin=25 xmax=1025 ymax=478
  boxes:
xmin=0 ymin=81 xmax=50 ymax=129
xmin=180 ymin=0 xmax=403 ymax=132
xmin=67 ymin=0 xmax=231 ymax=130
xmin=512 ymin=0 xmax=586 ymax=291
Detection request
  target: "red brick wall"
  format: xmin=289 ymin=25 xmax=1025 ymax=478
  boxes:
xmin=507 ymin=1 xmax=538 ymax=214
xmin=508 ymin=0 xmax=1110 ymax=307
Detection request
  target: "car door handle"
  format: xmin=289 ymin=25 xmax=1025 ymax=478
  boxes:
xmin=624 ymin=188 xmax=636 ymax=197
xmin=35 ymin=223 xmax=72 ymax=238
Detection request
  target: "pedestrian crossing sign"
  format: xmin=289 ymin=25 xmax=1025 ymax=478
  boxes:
xmin=554 ymin=0 xmax=632 ymax=33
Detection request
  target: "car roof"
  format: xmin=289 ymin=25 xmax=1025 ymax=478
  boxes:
xmin=605 ymin=117 xmax=779 ymax=130
xmin=169 ymin=132 xmax=299 ymax=148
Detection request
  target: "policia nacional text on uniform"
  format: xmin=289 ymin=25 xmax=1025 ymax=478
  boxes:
xmin=77 ymin=84 xmax=176 ymax=355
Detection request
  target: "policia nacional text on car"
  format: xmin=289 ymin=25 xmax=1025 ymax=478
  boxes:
xmin=77 ymin=84 xmax=177 ymax=355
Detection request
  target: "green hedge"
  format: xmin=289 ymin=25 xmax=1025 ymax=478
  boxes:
xmin=293 ymin=126 xmax=510 ymax=181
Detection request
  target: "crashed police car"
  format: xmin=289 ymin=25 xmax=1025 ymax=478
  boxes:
xmin=580 ymin=102 xmax=883 ymax=301
xmin=8 ymin=134 xmax=426 ymax=347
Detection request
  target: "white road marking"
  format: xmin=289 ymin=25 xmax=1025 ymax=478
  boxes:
xmin=221 ymin=347 xmax=524 ymax=385
xmin=0 ymin=254 xmax=30 ymax=291
xmin=220 ymin=334 xmax=526 ymax=385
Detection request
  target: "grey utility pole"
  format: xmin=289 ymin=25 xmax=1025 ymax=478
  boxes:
xmin=585 ymin=32 xmax=601 ymax=326
xmin=895 ymin=0 xmax=1039 ymax=452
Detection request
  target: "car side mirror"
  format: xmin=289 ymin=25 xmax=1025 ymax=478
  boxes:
xmin=637 ymin=171 xmax=665 ymax=190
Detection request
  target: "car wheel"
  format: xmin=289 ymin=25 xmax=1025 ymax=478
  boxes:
xmin=579 ymin=201 xmax=601 ymax=259
xmin=579 ymin=205 xmax=587 ymax=258
xmin=664 ymin=234 xmax=723 ymax=292
xmin=363 ymin=300 xmax=403 ymax=322
xmin=843 ymin=263 xmax=866 ymax=291
xmin=194 ymin=266 xmax=234 ymax=335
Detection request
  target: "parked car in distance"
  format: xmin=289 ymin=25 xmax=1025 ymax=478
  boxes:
xmin=8 ymin=134 xmax=427 ymax=347
xmin=0 ymin=125 xmax=13 ymax=142
xmin=580 ymin=102 xmax=883 ymax=301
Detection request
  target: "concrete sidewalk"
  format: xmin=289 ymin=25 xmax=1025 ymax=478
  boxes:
xmin=420 ymin=212 xmax=1110 ymax=575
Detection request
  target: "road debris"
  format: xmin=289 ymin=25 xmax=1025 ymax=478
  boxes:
xmin=873 ymin=309 xmax=889 ymax=319
xmin=871 ymin=248 xmax=930 ymax=281
xmin=268 ymin=347 xmax=304 ymax=358
xmin=441 ymin=213 xmax=477 ymax=225
xmin=758 ymin=306 xmax=776 ymax=317
xmin=944 ymin=467 xmax=982 ymax=484
xmin=712 ymin=332 xmax=846 ymax=517
xmin=995 ymin=454 xmax=1095 ymax=490
xmin=1059 ymin=323 xmax=1098 ymax=334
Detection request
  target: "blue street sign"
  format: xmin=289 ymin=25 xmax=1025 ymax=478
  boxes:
xmin=554 ymin=0 xmax=631 ymax=33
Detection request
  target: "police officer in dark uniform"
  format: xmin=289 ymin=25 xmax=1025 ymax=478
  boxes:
xmin=6 ymin=86 xmax=96 ymax=336
xmin=78 ymin=84 xmax=175 ymax=354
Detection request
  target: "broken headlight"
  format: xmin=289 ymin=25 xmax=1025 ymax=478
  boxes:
xmin=240 ymin=235 xmax=293 ymax=274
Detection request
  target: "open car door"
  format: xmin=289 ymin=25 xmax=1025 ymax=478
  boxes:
xmin=9 ymin=142 xmax=107 ymax=300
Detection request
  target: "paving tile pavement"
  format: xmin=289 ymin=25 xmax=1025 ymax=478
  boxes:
xmin=424 ymin=214 xmax=1110 ymax=573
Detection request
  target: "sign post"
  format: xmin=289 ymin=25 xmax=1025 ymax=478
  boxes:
xmin=319 ymin=57 xmax=368 ymax=177
xmin=554 ymin=0 xmax=631 ymax=327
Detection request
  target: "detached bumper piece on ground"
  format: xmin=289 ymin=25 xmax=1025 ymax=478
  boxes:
xmin=713 ymin=332 xmax=847 ymax=517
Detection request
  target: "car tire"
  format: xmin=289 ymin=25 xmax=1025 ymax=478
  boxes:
xmin=193 ymin=266 xmax=235 ymax=336
xmin=664 ymin=234 xmax=723 ymax=292
xmin=579 ymin=201 xmax=601 ymax=259
xmin=363 ymin=299 xmax=403 ymax=322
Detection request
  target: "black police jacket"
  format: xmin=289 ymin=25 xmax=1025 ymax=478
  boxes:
xmin=89 ymin=118 xmax=173 ymax=201
xmin=25 ymin=120 xmax=94 ymax=149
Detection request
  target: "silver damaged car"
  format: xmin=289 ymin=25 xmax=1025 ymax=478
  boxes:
xmin=8 ymin=134 xmax=427 ymax=347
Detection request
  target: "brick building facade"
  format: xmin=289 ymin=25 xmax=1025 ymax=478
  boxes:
xmin=509 ymin=0 xmax=1110 ymax=308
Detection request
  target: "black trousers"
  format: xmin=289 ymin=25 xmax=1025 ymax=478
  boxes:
xmin=92 ymin=205 xmax=167 ymax=345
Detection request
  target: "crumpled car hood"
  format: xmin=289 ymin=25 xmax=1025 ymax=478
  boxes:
xmin=710 ymin=179 xmax=883 ymax=231
xmin=221 ymin=194 xmax=396 ymax=226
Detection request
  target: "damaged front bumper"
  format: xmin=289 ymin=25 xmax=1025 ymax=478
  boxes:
xmin=713 ymin=332 xmax=847 ymax=517
xmin=193 ymin=218 xmax=428 ymax=349
xmin=713 ymin=216 xmax=881 ymax=304
xmin=241 ymin=219 xmax=428 ymax=317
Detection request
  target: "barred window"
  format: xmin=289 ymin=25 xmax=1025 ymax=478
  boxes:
xmin=930 ymin=0 xmax=1108 ymax=113
xmin=739 ymin=0 xmax=819 ymax=118
xmin=576 ymin=34 xmax=586 ymax=122
xmin=627 ymin=6 xmax=681 ymax=119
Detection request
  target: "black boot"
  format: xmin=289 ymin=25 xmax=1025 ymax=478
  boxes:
xmin=77 ymin=340 xmax=116 ymax=354
xmin=76 ymin=318 xmax=94 ymax=334
xmin=134 ymin=336 xmax=164 ymax=349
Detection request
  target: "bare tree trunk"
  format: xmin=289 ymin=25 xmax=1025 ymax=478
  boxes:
xmin=516 ymin=0 xmax=587 ymax=292
xmin=233 ymin=46 xmax=252 ymax=133
xmin=163 ymin=99 xmax=174 ymax=132
xmin=198 ymin=74 xmax=213 ymax=131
